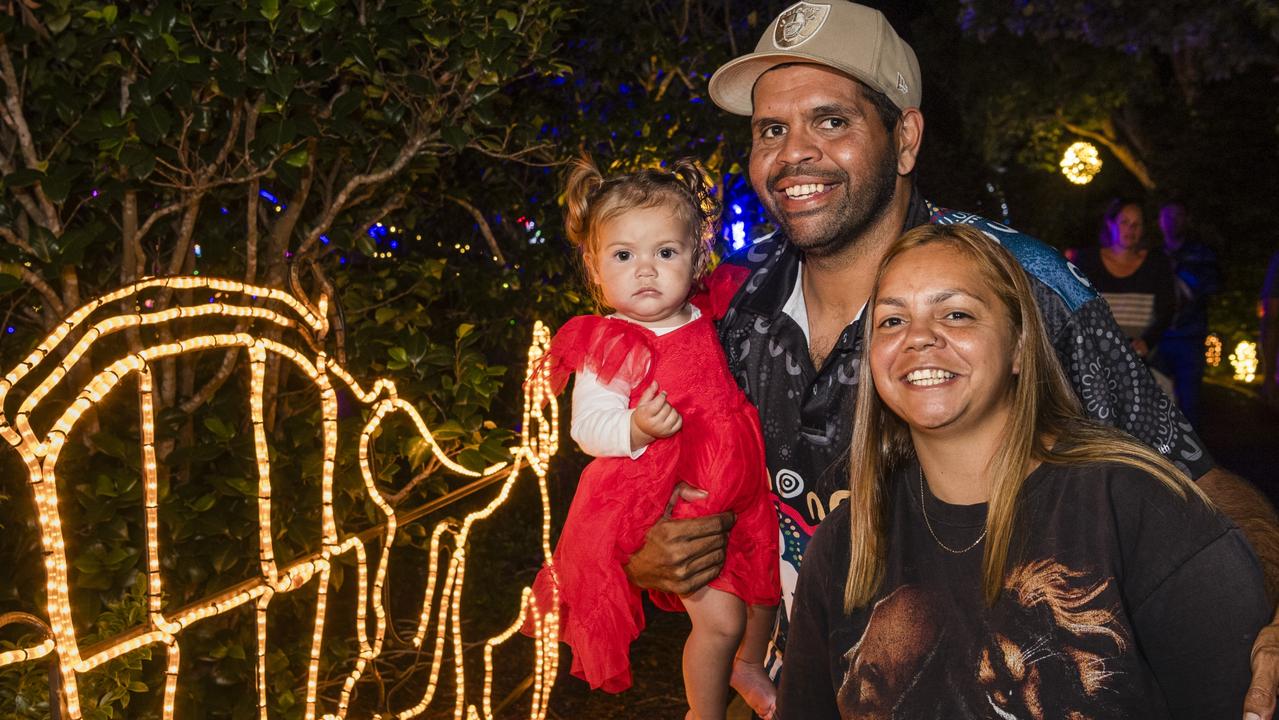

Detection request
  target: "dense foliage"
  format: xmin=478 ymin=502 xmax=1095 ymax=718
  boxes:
xmin=2 ymin=0 xmax=1275 ymax=716
xmin=0 ymin=1 xmax=578 ymax=716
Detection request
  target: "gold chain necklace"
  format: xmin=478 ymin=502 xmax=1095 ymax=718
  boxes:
xmin=919 ymin=466 xmax=987 ymax=554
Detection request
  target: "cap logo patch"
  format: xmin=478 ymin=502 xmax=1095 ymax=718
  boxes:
xmin=773 ymin=2 xmax=830 ymax=49
xmin=896 ymin=72 xmax=909 ymax=95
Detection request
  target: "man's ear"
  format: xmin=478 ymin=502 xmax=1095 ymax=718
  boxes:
xmin=896 ymin=108 xmax=924 ymax=176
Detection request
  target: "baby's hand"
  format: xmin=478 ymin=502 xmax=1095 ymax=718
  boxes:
xmin=630 ymin=381 xmax=683 ymax=450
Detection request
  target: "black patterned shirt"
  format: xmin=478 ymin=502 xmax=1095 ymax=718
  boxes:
xmin=714 ymin=194 xmax=1215 ymax=675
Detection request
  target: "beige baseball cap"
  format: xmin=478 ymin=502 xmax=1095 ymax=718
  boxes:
xmin=708 ymin=1 xmax=922 ymax=116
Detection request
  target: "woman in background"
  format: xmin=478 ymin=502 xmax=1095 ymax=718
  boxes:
xmin=1072 ymin=198 xmax=1176 ymax=360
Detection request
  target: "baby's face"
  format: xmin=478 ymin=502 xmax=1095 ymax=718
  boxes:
xmin=588 ymin=205 xmax=697 ymax=329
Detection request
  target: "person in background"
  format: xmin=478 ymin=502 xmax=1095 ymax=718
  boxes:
xmin=1263 ymin=251 xmax=1279 ymax=408
xmin=1072 ymin=199 xmax=1176 ymax=364
xmin=1157 ymin=200 xmax=1222 ymax=427
xmin=778 ymin=223 xmax=1268 ymax=719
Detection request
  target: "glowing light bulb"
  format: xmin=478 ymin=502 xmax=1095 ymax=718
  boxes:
xmin=1060 ymin=141 xmax=1102 ymax=185
xmin=1205 ymin=334 xmax=1223 ymax=368
xmin=1231 ymin=340 xmax=1259 ymax=382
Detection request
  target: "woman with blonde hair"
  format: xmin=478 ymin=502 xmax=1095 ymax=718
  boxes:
xmin=778 ymin=223 xmax=1268 ymax=719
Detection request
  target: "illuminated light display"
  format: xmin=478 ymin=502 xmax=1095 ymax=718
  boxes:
xmin=1231 ymin=340 xmax=1259 ymax=383
xmin=0 ymin=277 xmax=561 ymax=719
xmin=1060 ymin=141 xmax=1102 ymax=185
xmin=1205 ymin=334 xmax=1223 ymax=368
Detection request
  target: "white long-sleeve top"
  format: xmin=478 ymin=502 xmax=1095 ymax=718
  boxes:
xmin=569 ymin=306 xmax=700 ymax=459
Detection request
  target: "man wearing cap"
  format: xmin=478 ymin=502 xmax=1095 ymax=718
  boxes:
xmin=620 ymin=1 xmax=1279 ymax=717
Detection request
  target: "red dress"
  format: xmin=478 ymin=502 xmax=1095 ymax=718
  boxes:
xmin=531 ymin=267 xmax=780 ymax=693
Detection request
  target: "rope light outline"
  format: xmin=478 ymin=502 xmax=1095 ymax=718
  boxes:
xmin=0 ymin=276 xmax=561 ymax=719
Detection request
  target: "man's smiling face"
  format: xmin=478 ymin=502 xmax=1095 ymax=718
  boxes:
xmin=748 ymin=64 xmax=900 ymax=259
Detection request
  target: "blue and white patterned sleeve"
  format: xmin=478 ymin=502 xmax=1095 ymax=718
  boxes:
xmin=1055 ymin=297 xmax=1214 ymax=479
xmin=930 ymin=206 xmax=1214 ymax=480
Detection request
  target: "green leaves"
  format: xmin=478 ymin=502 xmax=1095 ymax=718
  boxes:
xmin=259 ymin=0 xmax=281 ymax=22
xmin=0 ymin=273 xmax=21 ymax=295
xmin=203 ymin=415 xmax=236 ymax=441
xmin=495 ymin=9 xmax=519 ymax=30
xmin=134 ymin=105 xmax=173 ymax=144
xmin=441 ymin=125 xmax=469 ymax=151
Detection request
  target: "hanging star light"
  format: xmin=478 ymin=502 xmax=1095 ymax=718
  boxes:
xmin=1060 ymin=141 xmax=1102 ymax=185
xmin=0 ymin=277 xmax=561 ymax=719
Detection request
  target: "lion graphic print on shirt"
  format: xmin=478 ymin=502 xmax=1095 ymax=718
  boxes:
xmin=776 ymin=460 xmax=1269 ymax=720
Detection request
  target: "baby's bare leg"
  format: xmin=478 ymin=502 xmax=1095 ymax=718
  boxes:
xmin=731 ymin=604 xmax=778 ymax=719
xmin=682 ymin=586 xmax=746 ymax=720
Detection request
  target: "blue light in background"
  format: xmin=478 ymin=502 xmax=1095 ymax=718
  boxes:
xmin=259 ymin=190 xmax=279 ymax=204
xmin=721 ymin=173 xmax=770 ymax=252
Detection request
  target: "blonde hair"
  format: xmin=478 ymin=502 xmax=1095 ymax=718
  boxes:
xmin=562 ymin=155 xmax=720 ymax=309
xmin=843 ymin=223 xmax=1206 ymax=611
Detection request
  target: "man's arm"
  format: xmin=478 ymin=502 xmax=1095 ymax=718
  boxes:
xmin=1199 ymin=469 xmax=1279 ymax=604
xmin=1051 ymin=298 xmax=1279 ymax=718
xmin=1199 ymin=468 xmax=1279 ymax=720
xmin=622 ymin=483 xmax=734 ymax=595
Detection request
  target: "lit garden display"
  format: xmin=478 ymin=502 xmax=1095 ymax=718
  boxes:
xmin=1231 ymin=340 xmax=1260 ymax=383
xmin=1059 ymin=141 xmax=1102 ymax=185
xmin=0 ymin=277 xmax=561 ymax=719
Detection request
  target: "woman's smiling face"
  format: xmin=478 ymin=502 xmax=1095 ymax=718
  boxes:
xmin=869 ymin=243 xmax=1021 ymax=440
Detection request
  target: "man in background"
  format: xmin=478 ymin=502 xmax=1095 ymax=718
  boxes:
xmin=1157 ymin=200 xmax=1221 ymax=427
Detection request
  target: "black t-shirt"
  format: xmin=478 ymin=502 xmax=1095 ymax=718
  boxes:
xmin=777 ymin=460 xmax=1268 ymax=720
xmin=716 ymin=195 xmax=1214 ymax=673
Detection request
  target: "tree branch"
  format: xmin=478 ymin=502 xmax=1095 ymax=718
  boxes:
xmin=355 ymin=191 xmax=408 ymax=244
xmin=201 ymin=101 xmax=244 ymax=182
xmin=0 ymin=36 xmax=39 ymax=171
xmin=444 ymin=194 xmax=505 ymax=264
xmin=0 ymin=224 xmax=35 ymax=255
xmin=136 ymin=201 xmax=185 ymax=246
xmin=178 ymin=346 xmax=242 ymax=415
xmin=21 ymin=267 xmax=64 ymax=317
xmin=0 ymin=35 xmax=59 ymax=233
xmin=1061 ymin=119 xmax=1156 ymax=190
xmin=265 ymin=138 xmax=317 ymax=286
xmin=296 ymin=130 xmax=430 ymax=257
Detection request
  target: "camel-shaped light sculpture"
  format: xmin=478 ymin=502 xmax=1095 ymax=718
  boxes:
xmin=0 ymin=276 xmax=561 ymax=719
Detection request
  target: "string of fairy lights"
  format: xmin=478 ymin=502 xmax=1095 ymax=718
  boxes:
xmin=0 ymin=277 xmax=561 ymax=719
